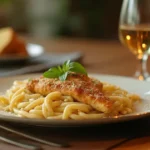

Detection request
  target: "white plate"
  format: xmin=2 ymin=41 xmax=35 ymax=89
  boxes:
xmin=0 ymin=43 xmax=44 ymax=63
xmin=0 ymin=73 xmax=150 ymax=127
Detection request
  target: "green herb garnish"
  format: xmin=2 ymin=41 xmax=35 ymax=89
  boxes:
xmin=28 ymin=78 xmax=32 ymax=82
xmin=43 ymin=60 xmax=87 ymax=81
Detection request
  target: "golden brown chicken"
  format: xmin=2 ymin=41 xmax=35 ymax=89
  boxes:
xmin=27 ymin=73 xmax=113 ymax=113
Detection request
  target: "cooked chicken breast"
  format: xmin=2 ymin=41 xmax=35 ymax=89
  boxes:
xmin=27 ymin=73 xmax=113 ymax=113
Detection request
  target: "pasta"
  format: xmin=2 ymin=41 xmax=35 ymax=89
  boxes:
xmin=0 ymin=79 xmax=140 ymax=120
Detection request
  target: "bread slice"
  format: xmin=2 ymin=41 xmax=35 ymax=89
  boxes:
xmin=0 ymin=27 xmax=28 ymax=56
xmin=15 ymin=39 xmax=28 ymax=56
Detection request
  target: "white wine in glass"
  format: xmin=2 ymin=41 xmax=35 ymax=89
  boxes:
xmin=119 ymin=0 xmax=150 ymax=80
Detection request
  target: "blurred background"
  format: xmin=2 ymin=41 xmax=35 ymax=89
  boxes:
xmin=0 ymin=0 xmax=122 ymax=39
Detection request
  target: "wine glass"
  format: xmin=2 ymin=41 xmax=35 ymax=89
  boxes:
xmin=119 ymin=0 xmax=150 ymax=81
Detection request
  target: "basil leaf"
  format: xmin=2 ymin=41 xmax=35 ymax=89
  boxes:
xmin=28 ymin=78 xmax=32 ymax=82
xmin=62 ymin=60 xmax=70 ymax=72
xmin=59 ymin=72 xmax=68 ymax=81
xmin=63 ymin=60 xmax=70 ymax=67
xmin=43 ymin=60 xmax=87 ymax=80
xmin=43 ymin=67 xmax=61 ymax=78
xmin=58 ymin=66 xmax=62 ymax=72
xmin=69 ymin=62 xmax=87 ymax=75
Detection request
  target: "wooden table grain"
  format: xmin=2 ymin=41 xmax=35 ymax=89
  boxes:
xmin=1 ymin=37 xmax=150 ymax=150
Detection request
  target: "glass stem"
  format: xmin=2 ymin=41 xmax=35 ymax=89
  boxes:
xmin=135 ymin=54 xmax=149 ymax=80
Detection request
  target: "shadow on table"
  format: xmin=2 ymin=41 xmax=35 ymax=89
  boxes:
xmin=2 ymin=117 xmax=150 ymax=143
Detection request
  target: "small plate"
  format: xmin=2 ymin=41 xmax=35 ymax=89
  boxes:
xmin=0 ymin=74 xmax=150 ymax=127
xmin=0 ymin=43 xmax=44 ymax=63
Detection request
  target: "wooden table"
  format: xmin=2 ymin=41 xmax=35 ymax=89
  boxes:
xmin=1 ymin=37 xmax=150 ymax=150
xmin=24 ymin=37 xmax=150 ymax=76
